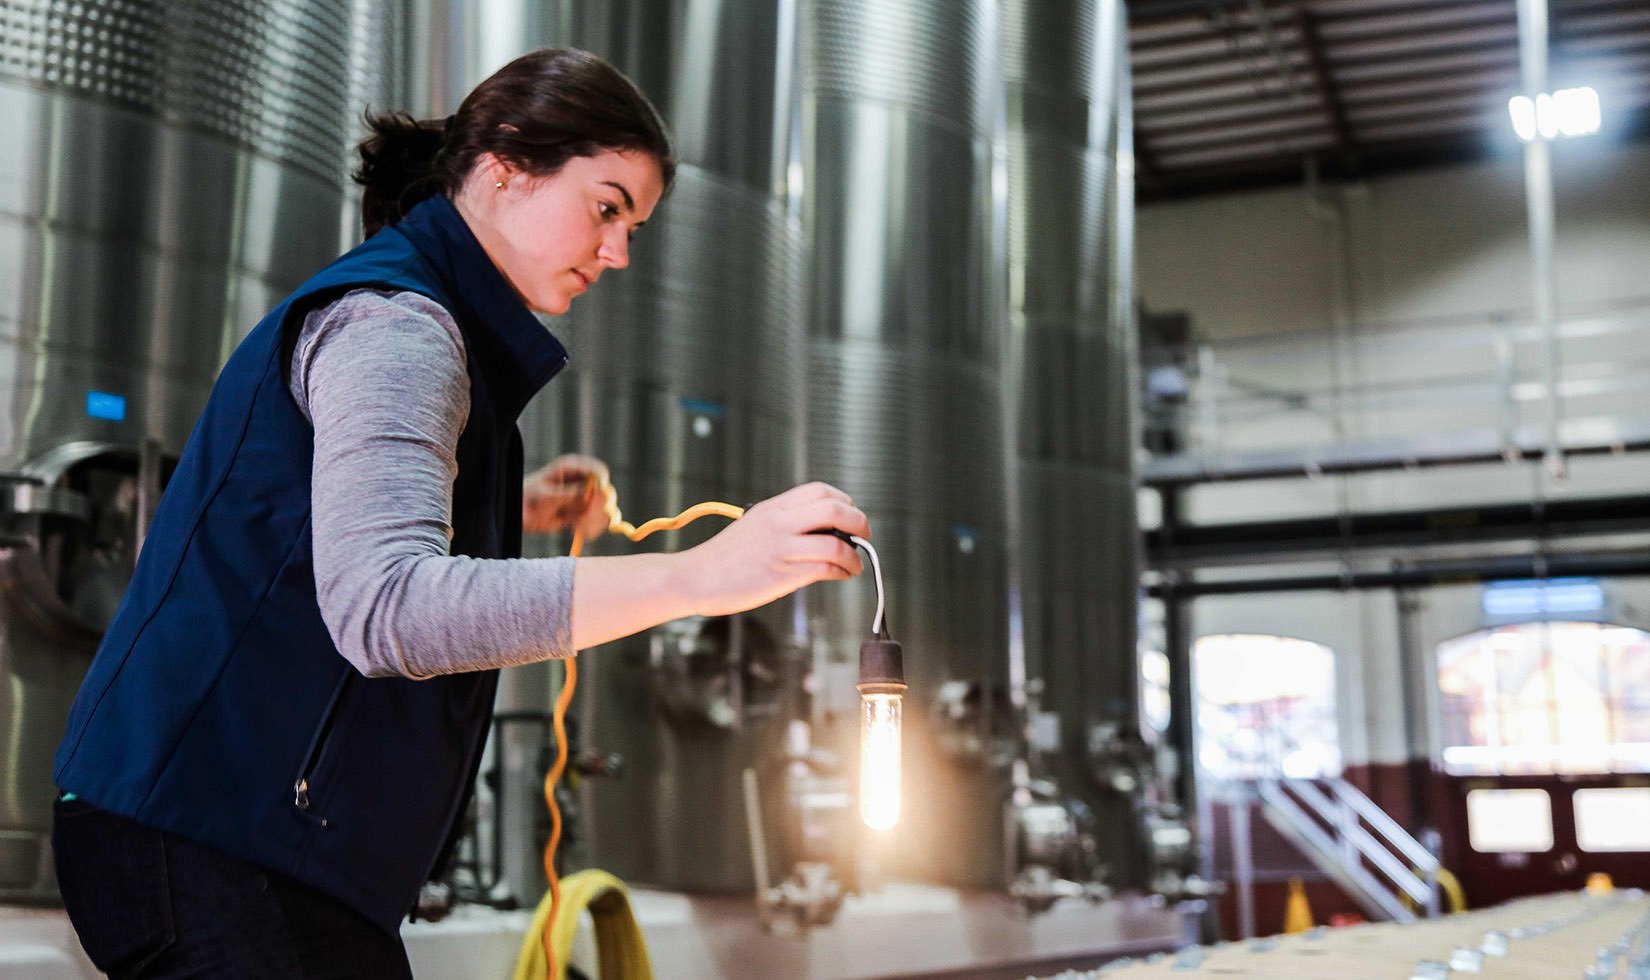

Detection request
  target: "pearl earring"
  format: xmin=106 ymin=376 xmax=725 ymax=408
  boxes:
xmin=495 ymin=180 xmax=505 ymax=189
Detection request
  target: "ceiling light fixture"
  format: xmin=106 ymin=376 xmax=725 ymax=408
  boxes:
xmin=1508 ymin=87 xmax=1601 ymax=142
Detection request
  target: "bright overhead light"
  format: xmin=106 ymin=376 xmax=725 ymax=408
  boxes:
xmin=1509 ymin=95 xmax=1538 ymax=142
xmin=1508 ymin=86 xmax=1601 ymax=142
xmin=1537 ymin=93 xmax=1561 ymax=139
xmin=1554 ymin=86 xmax=1602 ymax=137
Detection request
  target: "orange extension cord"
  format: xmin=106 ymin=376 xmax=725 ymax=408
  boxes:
xmin=541 ymin=482 xmax=744 ymax=976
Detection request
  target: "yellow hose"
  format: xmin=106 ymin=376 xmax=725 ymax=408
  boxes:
xmin=514 ymin=477 xmax=743 ymax=980
xmin=512 ymin=870 xmax=653 ymax=980
xmin=1400 ymin=865 xmax=1468 ymax=915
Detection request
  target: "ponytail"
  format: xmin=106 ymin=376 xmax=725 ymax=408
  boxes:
xmin=353 ymin=112 xmax=448 ymax=237
xmin=351 ymin=49 xmax=676 ymax=239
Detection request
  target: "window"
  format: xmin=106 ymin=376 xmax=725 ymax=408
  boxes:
xmin=1437 ymin=622 xmax=1650 ymax=775
xmin=1140 ymin=647 xmax=1172 ymax=736
xmin=1466 ymin=788 xmax=1554 ymax=853
xmin=1194 ymin=634 xmax=1340 ymax=781
xmin=1574 ymin=788 xmax=1650 ymax=852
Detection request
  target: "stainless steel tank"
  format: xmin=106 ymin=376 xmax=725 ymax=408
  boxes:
xmin=412 ymin=0 xmax=1142 ymax=904
xmin=505 ymin=0 xmax=810 ymax=893
xmin=802 ymin=0 xmax=1012 ymax=888
xmin=0 ymin=0 xmax=403 ymax=902
xmin=1003 ymin=0 xmax=1145 ymax=889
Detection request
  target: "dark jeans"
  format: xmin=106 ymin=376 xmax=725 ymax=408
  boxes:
xmin=52 ymin=797 xmax=413 ymax=980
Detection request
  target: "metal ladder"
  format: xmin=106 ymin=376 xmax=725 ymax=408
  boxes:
xmin=1248 ymin=777 xmax=1441 ymax=925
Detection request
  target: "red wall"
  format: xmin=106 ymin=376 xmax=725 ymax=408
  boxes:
xmin=1210 ymin=761 xmax=1650 ymax=938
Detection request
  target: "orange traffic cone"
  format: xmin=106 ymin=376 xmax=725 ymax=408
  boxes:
xmin=1283 ymin=877 xmax=1314 ymax=934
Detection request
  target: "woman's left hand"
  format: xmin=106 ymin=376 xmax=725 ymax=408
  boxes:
xmin=523 ymin=454 xmax=611 ymax=539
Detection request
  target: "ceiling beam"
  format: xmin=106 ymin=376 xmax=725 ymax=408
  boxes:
xmin=1152 ymin=117 xmax=1329 ymax=154
xmin=1134 ymin=135 xmax=1479 ymax=202
xmin=1331 ymin=47 xmax=1521 ymax=84
xmin=1336 ymin=67 xmax=1523 ymax=106
xmin=1138 ymin=69 xmax=1516 ymax=117
xmin=1127 ymin=0 xmax=1246 ymax=25
xmin=1132 ymin=41 xmax=1307 ymax=77
xmin=1134 ymin=62 xmax=1303 ymax=98
xmin=1345 ymin=102 xmax=1499 ymax=135
xmin=1295 ymin=4 xmax=1360 ymax=173
xmin=1139 ymin=99 xmax=1325 ymax=138
xmin=1551 ymin=0 xmax=1650 ymax=16
xmin=1310 ymin=0 xmax=1509 ymax=27
xmin=1312 ymin=3 xmax=1515 ymax=43
xmin=1135 ymin=107 xmax=1650 ymax=202
xmin=1315 ymin=19 xmax=1519 ymax=57
xmin=1330 ymin=36 xmax=1523 ymax=73
xmin=1151 ymin=121 xmax=1332 ymax=159
xmin=1553 ymin=34 xmax=1650 ymax=60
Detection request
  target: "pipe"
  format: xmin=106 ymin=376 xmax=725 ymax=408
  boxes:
xmin=1145 ymin=551 xmax=1650 ymax=598
xmin=1516 ymin=0 xmax=1564 ymax=480
xmin=1393 ymin=589 xmax=1434 ymax=841
xmin=989 ymin=0 xmax=1030 ymax=797
xmin=1231 ymin=794 xmax=1255 ymax=940
xmin=742 ymin=768 xmax=773 ymax=927
xmin=1142 ymin=424 xmax=1650 ymax=488
xmin=1303 ymin=160 xmax=1353 ymax=451
xmin=1146 ymin=493 xmax=1650 ymax=566
xmin=1159 ymin=488 xmax=1204 ymax=903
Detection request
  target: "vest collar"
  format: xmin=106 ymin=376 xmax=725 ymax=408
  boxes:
xmin=394 ymin=195 xmax=569 ymax=417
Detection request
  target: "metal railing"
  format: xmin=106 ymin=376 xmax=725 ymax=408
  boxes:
xmin=1142 ymin=296 xmax=1650 ymax=471
xmin=1237 ymin=777 xmax=1440 ymax=930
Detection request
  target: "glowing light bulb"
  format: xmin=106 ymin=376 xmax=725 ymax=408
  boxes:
xmin=836 ymin=536 xmax=907 ymax=833
xmin=860 ymin=692 xmax=902 ymax=830
xmin=856 ymin=634 xmax=907 ymax=831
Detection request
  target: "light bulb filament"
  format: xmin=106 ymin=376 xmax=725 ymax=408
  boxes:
xmin=860 ymin=692 xmax=902 ymax=830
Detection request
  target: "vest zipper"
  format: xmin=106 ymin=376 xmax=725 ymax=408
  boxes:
xmin=293 ymin=673 xmax=353 ymax=819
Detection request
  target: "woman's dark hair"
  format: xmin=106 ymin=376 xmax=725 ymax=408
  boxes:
xmin=353 ymin=48 xmax=676 ymax=236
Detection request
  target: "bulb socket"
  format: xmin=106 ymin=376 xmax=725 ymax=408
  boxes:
xmin=857 ymin=638 xmax=907 ymax=695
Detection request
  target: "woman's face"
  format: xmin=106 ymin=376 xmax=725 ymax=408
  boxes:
xmin=468 ymin=149 xmax=665 ymax=316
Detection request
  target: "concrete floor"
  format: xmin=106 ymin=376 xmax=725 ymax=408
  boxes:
xmin=405 ymin=885 xmax=1187 ymax=979
xmin=3 ymin=886 xmax=1186 ymax=979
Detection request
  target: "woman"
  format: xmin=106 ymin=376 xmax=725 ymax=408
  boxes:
xmin=51 ymin=48 xmax=868 ymax=979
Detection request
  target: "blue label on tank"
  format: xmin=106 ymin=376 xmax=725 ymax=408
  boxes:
xmin=87 ymin=391 xmax=127 ymax=422
xmin=679 ymin=397 xmax=726 ymax=418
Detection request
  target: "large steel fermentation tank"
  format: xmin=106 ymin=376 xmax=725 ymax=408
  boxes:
xmin=1002 ymin=0 xmax=1147 ymax=888
xmin=0 ymin=0 xmax=403 ymax=901
xmin=505 ymin=0 xmax=810 ymax=892
xmin=802 ymin=0 xmax=1013 ymax=888
xmin=395 ymin=0 xmax=1143 ymax=907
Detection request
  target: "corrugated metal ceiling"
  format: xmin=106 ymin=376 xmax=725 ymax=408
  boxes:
xmin=1129 ymin=0 xmax=1650 ymax=200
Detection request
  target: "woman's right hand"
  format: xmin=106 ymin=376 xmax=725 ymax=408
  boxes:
xmin=523 ymin=454 xmax=611 ymax=539
xmin=679 ymin=482 xmax=870 ymax=618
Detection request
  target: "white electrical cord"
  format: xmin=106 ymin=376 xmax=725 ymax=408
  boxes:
xmin=849 ymin=534 xmax=885 ymax=636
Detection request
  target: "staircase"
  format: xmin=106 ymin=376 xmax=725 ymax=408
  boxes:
xmin=1253 ymin=777 xmax=1441 ymax=923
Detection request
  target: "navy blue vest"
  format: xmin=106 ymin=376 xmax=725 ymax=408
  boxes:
xmin=55 ymin=195 xmax=567 ymax=934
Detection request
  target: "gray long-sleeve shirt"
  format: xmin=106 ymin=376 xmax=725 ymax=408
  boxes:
xmin=288 ymin=288 xmax=575 ymax=678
